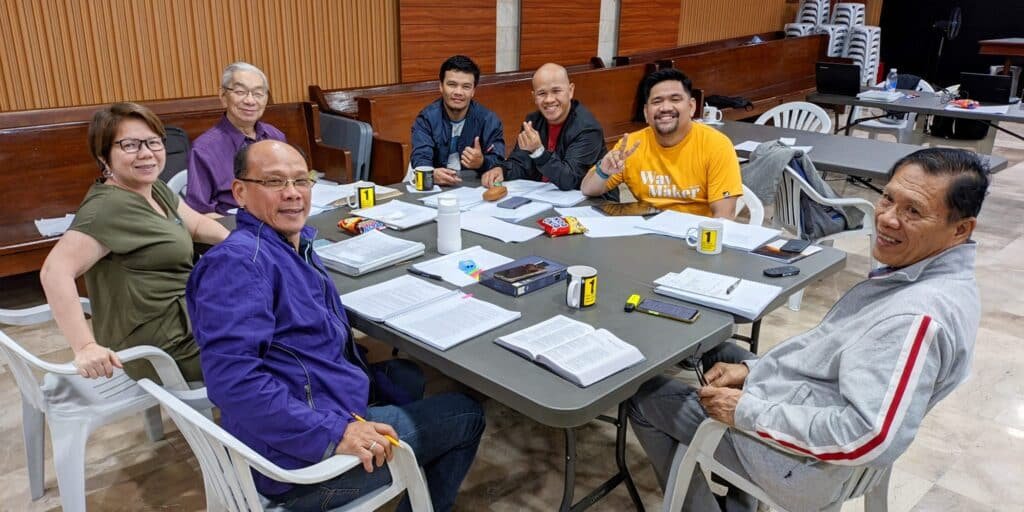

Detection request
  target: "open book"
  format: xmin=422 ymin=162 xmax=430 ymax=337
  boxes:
xmin=340 ymin=275 xmax=521 ymax=351
xmin=495 ymin=315 xmax=645 ymax=387
xmin=352 ymin=200 xmax=438 ymax=230
xmin=653 ymin=269 xmax=781 ymax=320
xmin=315 ymin=230 xmax=424 ymax=276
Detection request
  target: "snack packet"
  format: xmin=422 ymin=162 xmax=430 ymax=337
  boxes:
xmin=537 ymin=216 xmax=587 ymax=237
xmin=338 ymin=216 xmax=385 ymax=235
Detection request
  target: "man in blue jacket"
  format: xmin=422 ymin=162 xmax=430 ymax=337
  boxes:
xmin=186 ymin=140 xmax=485 ymax=511
xmin=410 ymin=55 xmax=505 ymax=186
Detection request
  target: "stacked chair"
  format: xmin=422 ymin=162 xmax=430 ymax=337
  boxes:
xmin=797 ymin=0 xmax=830 ymax=26
xmin=814 ymin=24 xmax=850 ymax=57
xmin=844 ymin=26 xmax=882 ymax=85
xmin=831 ymin=2 xmax=867 ymax=27
xmin=784 ymin=23 xmax=815 ymax=38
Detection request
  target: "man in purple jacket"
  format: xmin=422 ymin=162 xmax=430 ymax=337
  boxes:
xmin=185 ymin=62 xmax=286 ymax=217
xmin=186 ymin=140 xmax=484 ymax=511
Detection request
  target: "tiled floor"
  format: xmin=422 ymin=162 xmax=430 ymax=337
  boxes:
xmin=1 ymin=124 xmax=1021 ymax=511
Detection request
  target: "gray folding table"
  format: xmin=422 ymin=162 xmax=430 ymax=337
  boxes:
xmin=300 ymin=190 xmax=847 ymax=511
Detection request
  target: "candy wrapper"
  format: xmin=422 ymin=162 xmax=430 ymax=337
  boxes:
xmin=338 ymin=216 xmax=386 ymax=235
xmin=537 ymin=216 xmax=587 ymax=237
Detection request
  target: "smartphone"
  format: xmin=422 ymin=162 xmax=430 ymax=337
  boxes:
xmin=764 ymin=265 xmax=801 ymax=277
xmin=493 ymin=262 xmax=549 ymax=283
xmin=779 ymin=239 xmax=812 ymax=254
xmin=636 ymin=298 xmax=700 ymax=323
xmin=497 ymin=196 xmax=532 ymax=209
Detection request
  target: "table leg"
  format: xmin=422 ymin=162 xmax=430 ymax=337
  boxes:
xmin=558 ymin=404 xmax=646 ymax=512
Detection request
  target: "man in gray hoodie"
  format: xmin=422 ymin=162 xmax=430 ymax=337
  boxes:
xmin=628 ymin=147 xmax=989 ymax=511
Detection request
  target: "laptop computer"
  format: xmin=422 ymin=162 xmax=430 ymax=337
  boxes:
xmin=816 ymin=62 xmax=861 ymax=96
xmin=959 ymin=72 xmax=1015 ymax=104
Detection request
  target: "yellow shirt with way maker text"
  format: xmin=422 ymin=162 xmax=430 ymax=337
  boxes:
xmin=603 ymin=123 xmax=742 ymax=217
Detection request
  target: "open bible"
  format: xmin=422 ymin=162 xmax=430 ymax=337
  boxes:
xmin=495 ymin=315 xmax=645 ymax=387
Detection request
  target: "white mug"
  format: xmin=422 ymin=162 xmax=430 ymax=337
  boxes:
xmin=685 ymin=220 xmax=723 ymax=255
xmin=702 ymin=105 xmax=723 ymax=124
xmin=346 ymin=182 xmax=376 ymax=209
xmin=565 ymin=265 xmax=598 ymax=308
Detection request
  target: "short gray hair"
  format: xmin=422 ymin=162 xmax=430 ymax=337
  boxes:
xmin=220 ymin=61 xmax=269 ymax=90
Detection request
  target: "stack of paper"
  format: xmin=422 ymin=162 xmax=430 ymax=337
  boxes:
xmin=411 ymin=246 xmax=513 ymax=287
xmin=501 ymin=180 xmax=550 ymax=196
xmin=467 ymin=200 xmax=552 ymax=223
xmin=460 ymin=213 xmax=544 ymax=243
xmin=638 ymin=210 xmax=780 ymax=251
xmin=340 ymin=275 xmax=521 ymax=351
xmin=419 ymin=187 xmax=486 ymax=211
xmin=353 ymin=200 xmax=437 ymax=230
xmin=315 ymin=230 xmax=424 ymax=276
xmin=523 ymin=183 xmax=587 ymax=207
xmin=34 ymin=213 xmax=75 ymax=237
xmin=554 ymin=206 xmax=604 ymax=218
xmin=856 ymin=90 xmax=903 ymax=102
xmin=311 ymin=181 xmax=401 ymax=210
xmin=653 ymin=268 xmax=781 ymax=320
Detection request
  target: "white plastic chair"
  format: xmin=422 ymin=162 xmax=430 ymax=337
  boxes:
xmin=0 ymin=304 xmax=208 ymax=512
xmin=167 ymin=169 xmax=188 ymax=197
xmin=850 ymin=79 xmax=935 ymax=143
xmin=662 ymin=419 xmax=890 ymax=512
xmin=774 ymin=165 xmax=876 ymax=310
xmin=137 ymin=379 xmax=433 ymax=512
xmin=735 ymin=185 xmax=765 ymax=226
xmin=755 ymin=102 xmax=833 ymax=134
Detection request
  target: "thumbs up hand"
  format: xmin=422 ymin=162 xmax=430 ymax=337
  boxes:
xmin=461 ymin=136 xmax=485 ymax=170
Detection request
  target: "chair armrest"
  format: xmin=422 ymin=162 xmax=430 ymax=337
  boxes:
xmin=249 ymin=440 xmax=417 ymax=485
xmin=114 ymin=345 xmax=191 ymax=390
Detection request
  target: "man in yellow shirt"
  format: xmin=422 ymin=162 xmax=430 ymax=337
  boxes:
xmin=581 ymin=68 xmax=742 ymax=218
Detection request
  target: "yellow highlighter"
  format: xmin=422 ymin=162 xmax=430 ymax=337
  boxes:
xmin=350 ymin=412 xmax=400 ymax=447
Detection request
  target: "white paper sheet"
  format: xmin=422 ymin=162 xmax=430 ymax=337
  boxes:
xmin=386 ymin=294 xmax=521 ymax=351
xmin=419 ymin=187 xmax=487 ymax=210
xmin=353 ymin=200 xmax=437 ymax=230
xmin=735 ymin=140 xmax=812 ymax=154
xmin=34 ymin=213 xmax=75 ymax=237
xmin=500 ymin=179 xmax=550 ymax=196
xmin=467 ymin=199 xmax=552 ymax=223
xmin=460 ymin=213 xmax=544 ymax=243
xmin=311 ymin=181 xmax=399 ymax=208
xmin=340 ymin=275 xmax=454 ymax=321
xmin=405 ymin=183 xmax=443 ymax=194
xmin=554 ymin=206 xmax=605 ymax=218
xmin=523 ymin=183 xmax=587 ymax=207
xmin=412 ymin=246 xmax=513 ymax=287
xmin=638 ymin=210 xmax=780 ymax=251
xmin=577 ymin=216 xmax=650 ymax=238
xmin=944 ymin=104 xmax=1011 ymax=114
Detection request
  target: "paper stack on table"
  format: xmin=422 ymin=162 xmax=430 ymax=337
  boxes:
xmin=638 ymin=210 xmax=780 ymax=251
xmin=576 ymin=216 xmax=649 ymax=238
xmin=419 ymin=187 xmax=486 ymax=211
xmin=411 ymin=246 xmax=513 ymax=287
xmin=311 ymin=181 xmax=400 ymax=210
xmin=468 ymin=200 xmax=552 ymax=223
xmin=653 ymin=268 xmax=781 ymax=320
xmin=353 ymin=200 xmax=437 ymax=230
xmin=460 ymin=213 xmax=544 ymax=243
xmin=315 ymin=229 xmax=424 ymax=276
xmin=554 ymin=206 xmax=604 ymax=218
xmin=523 ymin=183 xmax=587 ymax=207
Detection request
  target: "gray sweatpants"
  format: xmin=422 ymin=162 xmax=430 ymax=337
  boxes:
xmin=627 ymin=342 xmax=758 ymax=512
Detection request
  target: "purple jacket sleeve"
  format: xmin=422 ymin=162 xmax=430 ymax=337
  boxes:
xmin=187 ymin=253 xmax=349 ymax=464
xmin=184 ymin=147 xmax=219 ymax=214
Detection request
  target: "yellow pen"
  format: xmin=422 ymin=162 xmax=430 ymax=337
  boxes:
xmin=350 ymin=412 xmax=400 ymax=446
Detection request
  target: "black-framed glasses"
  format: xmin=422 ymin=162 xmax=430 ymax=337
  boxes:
xmin=112 ymin=137 xmax=165 ymax=153
xmin=236 ymin=174 xmax=317 ymax=191
xmin=223 ymin=87 xmax=268 ymax=102
xmin=685 ymin=342 xmax=708 ymax=386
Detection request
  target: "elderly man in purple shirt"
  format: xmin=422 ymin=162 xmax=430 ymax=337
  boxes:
xmin=185 ymin=61 xmax=286 ymax=217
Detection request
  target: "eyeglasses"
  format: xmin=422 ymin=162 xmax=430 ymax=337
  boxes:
xmin=113 ymin=137 xmax=165 ymax=153
xmin=223 ymin=87 xmax=268 ymax=102
xmin=236 ymin=174 xmax=317 ymax=190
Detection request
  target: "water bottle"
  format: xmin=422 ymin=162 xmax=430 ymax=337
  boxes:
xmin=436 ymin=193 xmax=462 ymax=255
xmin=886 ymin=68 xmax=898 ymax=92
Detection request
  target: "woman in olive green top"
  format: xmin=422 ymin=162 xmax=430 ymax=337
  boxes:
xmin=40 ymin=102 xmax=229 ymax=382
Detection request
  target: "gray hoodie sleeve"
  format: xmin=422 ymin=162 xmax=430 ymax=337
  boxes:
xmin=734 ymin=313 xmax=947 ymax=467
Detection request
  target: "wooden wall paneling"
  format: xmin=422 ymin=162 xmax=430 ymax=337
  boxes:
xmin=519 ymin=0 xmax=601 ymax=70
xmin=0 ymin=0 xmax=400 ymax=112
xmin=618 ymin=0 xmax=681 ymax=55
xmin=399 ymin=0 xmax=497 ymax=82
xmin=677 ymin=0 xmax=787 ymax=46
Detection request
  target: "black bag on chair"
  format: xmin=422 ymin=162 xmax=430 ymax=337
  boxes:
xmin=926 ymin=116 xmax=989 ymax=140
xmin=159 ymin=126 xmax=192 ymax=182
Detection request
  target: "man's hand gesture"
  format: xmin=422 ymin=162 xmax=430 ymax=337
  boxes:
xmin=481 ymin=167 xmax=504 ymax=188
xmin=517 ymin=121 xmax=542 ymax=153
xmin=461 ymin=136 xmax=485 ymax=170
xmin=598 ymin=133 xmax=640 ymax=177
xmin=698 ymin=386 xmax=742 ymax=427
xmin=703 ymin=362 xmax=749 ymax=389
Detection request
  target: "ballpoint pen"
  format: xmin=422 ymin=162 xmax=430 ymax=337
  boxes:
xmin=407 ymin=267 xmax=443 ymax=280
xmin=350 ymin=412 xmax=400 ymax=446
xmin=725 ymin=279 xmax=741 ymax=295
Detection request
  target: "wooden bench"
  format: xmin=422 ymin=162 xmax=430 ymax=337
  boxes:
xmin=353 ymin=62 xmax=659 ymax=185
xmin=310 ymin=61 xmax=603 ymax=118
xmin=0 ymin=99 xmax=347 ymax=278
xmin=646 ymin=34 xmax=828 ymax=121
xmin=612 ymin=31 xmax=786 ymax=66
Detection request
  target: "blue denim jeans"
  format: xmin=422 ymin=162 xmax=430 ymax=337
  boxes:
xmin=265 ymin=359 xmax=485 ymax=512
